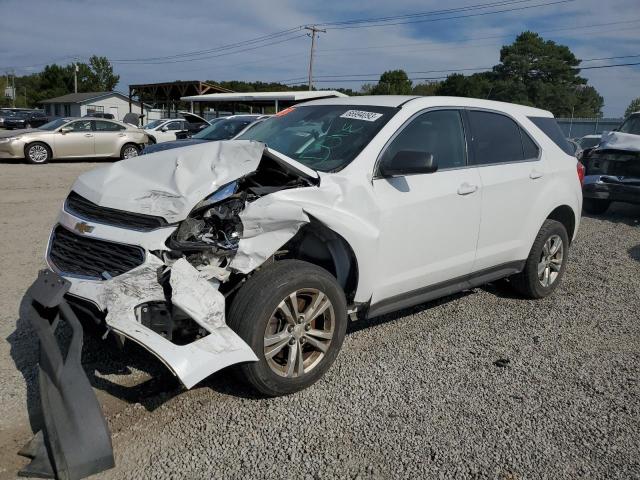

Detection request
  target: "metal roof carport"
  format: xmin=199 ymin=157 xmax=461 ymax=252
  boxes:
xmin=180 ymin=91 xmax=348 ymax=116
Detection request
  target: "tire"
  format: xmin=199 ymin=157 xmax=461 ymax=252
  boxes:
xmin=120 ymin=143 xmax=140 ymax=159
xmin=24 ymin=142 xmax=51 ymax=164
xmin=583 ymin=198 xmax=610 ymax=215
xmin=227 ymin=260 xmax=347 ymax=397
xmin=25 ymin=123 xmax=32 ymax=129
xmin=508 ymin=219 xmax=569 ymax=299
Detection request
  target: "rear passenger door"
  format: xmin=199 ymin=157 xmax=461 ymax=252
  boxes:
xmin=93 ymin=120 xmax=126 ymax=157
xmin=464 ymin=109 xmax=543 ymax=272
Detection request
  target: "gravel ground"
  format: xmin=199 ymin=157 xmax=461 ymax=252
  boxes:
xmin=1 ymin=161 xmax=639 ymax=479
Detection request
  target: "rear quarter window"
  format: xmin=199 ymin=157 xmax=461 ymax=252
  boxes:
xmin=528 ymin=116 xmax=573 ymax=155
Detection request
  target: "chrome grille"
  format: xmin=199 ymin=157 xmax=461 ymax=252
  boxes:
xmin=48 ymin=226 xmax=145 ymax=279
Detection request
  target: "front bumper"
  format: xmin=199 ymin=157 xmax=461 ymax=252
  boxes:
xmin=583 ymin=175 xmax=640 ymax=205
xmin=0 ymin=140 xmax=24 ymax=159
xmin=47 ymin=208 xmax=258 ymax=389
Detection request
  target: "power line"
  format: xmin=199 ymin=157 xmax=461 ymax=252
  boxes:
xmin=322 ymin=0 xmax=576 ymax=30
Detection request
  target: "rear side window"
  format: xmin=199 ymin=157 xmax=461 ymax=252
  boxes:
xmin=467 ymin=110 xmax=537 ymax=165
xmin=528 ymin=116 xmax=573 ymax=155
xmin=95 ymin=120 xmax=125 ymax=131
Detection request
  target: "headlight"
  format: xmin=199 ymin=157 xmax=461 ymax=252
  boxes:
xmin=169 ymin=181 xmax=245 ymax=255
xmin=0 ymin=137 xmax=18 ymax=144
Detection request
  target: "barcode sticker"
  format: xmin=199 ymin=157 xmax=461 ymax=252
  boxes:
xmin=339 ymin=110 xmax=383 ymax=122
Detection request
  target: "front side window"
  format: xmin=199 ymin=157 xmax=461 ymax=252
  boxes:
xmin=379 ymin=109 xmax=467 ymax=172
xmin=618 ymin=114 xmax=640 ymax=135
xmin=468 ymin=111 xmax=538 ymax=165
xmin=238 ymin=105 xmax=397 ymax=172
xmin=66 ymin=120 xmax=92 ymax=132
xmin=166 ymin=121 xmax=183 ymax=130
xmin=95 ymin=120 xmax=124 ymax=131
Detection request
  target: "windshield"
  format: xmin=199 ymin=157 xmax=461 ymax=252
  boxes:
xmin=578 ymin=137 xmax=601 ymax=149
xmin=143 ymin=119 xmax=165 ymax=129
xmin=39 ymin=118 xmax=69 ymax=131
xmin=237 ymin=105 xmax=397 ymax=171
xmin=619 ymin=114 xmax=640 ymax=135
xmin=193 ymin=118 xmax=256 ymax=141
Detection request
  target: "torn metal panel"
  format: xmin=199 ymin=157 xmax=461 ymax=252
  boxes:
xmin=230 ymin=195 xmax=310 ymax=273
xmin=94 ymin=256 xmax=257 ymax=389
xmin=169 ymin=258 xmax=225 ymax=331
xmin=596 ymin=131 xmax=640 ymax=152
xmin=71 ymin=140 xmax=266 ymax=222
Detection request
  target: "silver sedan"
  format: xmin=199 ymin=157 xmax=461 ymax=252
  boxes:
xmin=0 ymin=117 xmax=149 ymax=164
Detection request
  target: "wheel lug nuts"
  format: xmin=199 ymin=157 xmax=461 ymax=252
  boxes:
xmin=287 ymin=326 xmax=294 ymax=333
xmin=304 ymin=324 xmax=311 ymax=331
xmin=289 ymin=338 xmax=296 ymax=345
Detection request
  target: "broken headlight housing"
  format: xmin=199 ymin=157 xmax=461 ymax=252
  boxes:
xmin=168 ymin=181 xmax=246 ymax=256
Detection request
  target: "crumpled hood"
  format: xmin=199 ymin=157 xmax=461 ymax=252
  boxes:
xmin=71 ymin=140 xmax=265 ymax=223
xmin=142 ymin=138 xmax=209 ymax=155
xmin=596 ymin=131 xmax=640 ymax=152
xmin=70 ymin=140 xmax=318 ymax=223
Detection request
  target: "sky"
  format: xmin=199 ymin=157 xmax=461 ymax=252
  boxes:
xmin=0 ymin=0 xmax=638 ymax=116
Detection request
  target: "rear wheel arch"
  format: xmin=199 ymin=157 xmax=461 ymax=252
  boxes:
xmin=281 ymin=218 xmax=359 ymax=303
xmin=546 ymin=204 xmax=576 ymax=244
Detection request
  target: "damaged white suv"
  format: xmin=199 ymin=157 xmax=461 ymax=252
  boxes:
xmin=46 ymin=96 xmax=582 ymax=396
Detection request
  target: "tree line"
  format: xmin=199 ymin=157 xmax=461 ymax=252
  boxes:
xmin=2 ymin=33 xmax=637 ymax=117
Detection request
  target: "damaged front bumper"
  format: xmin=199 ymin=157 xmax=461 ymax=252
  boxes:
xmin=48 ymin=208 xmax=258 ymax=389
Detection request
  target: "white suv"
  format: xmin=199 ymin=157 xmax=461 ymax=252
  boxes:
xmin=46 ymin=96 xmax=582 ymax=396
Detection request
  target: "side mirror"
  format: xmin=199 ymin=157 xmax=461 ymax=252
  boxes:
xmin=59 ymin=127 xmax=71 ymax=134
xmin=160 ymin=126 xmax=168 ymax=132
xmin=379 ymin=151 xmax=437 ymax=177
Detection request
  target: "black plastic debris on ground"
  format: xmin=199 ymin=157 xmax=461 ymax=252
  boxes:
xmin=18 ymin=269 xmax=114 ymax=479
xmin=493 ymin=358 xmax=511 ymax=368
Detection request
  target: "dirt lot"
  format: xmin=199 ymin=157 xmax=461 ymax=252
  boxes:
xmin=1 ymin=161 xmax=639 ymax=479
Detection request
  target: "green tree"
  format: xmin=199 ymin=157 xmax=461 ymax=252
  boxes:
xmin=370 ymin=70 xmax=412 ymax=95
xmin=434 ymin=32 xmax=603 ymax=117
xmin=625 ymin=97 xmax=640 ymax=117
xmin=411 ymin=81 xmax=440 ymax=96
xmin=87 ymin=55 xmax=120 ymax=91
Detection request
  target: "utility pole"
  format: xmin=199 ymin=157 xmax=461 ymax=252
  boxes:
xmin=11 ymin=70 xmax=15 ymax=108
xmin=305 ymin=25 xmax=325 ymax=91
xmin=74 ymin=62 xmax=78 ymax=94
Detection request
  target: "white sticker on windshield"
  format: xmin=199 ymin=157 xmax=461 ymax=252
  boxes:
xmin=340 ymin=110 xmax=383 ymax=122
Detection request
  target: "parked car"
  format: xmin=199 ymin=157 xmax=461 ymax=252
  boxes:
xmin=42 ymin=96 xmax=581 ymax=399
xmin=581 ymin=113 xmax=640 ymax=214
xmin=3 ymin=110 xmax=49 ymax=129
xmin=0 ymin=117 xmax=149 ymax=164
xmin=142 ymin=115 xmax=266 ymax=154
xmin=577 ymin=134 xmax=601 ymax=152
xmin=83 ymin=112 xmax=115 ymax=119
xmin=143 ymin=118 xmax=190 ymax=144
xmin=0 ymin=108 xmax=34 ymax=128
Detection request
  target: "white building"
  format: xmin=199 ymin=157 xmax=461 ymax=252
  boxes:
xmin=40 ymin=91 xmax=162 ymax=121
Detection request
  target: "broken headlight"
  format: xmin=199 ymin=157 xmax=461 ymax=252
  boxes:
xmin=168 ymin=181 xmax=245 ymax=255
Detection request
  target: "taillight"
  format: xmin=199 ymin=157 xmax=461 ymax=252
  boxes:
xmin=577 ymin=162 xmax=585 ymax=186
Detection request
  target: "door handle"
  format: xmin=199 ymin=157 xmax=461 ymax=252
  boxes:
xmin=529 ymin=169 xmax=543 ymax=179
xmin=84 ymin=133 xmax=94 ymax=137
xmin=457 ymin=182 xmax=478 ymax=195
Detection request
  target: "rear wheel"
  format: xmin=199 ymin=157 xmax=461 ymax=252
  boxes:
xmin=583 ymin=198 xmax=610 ymax=215
xmin=227 ymin=260 xmax=347 ymax=397
xmin=24 ymin=142 xmax=51 ymax=164
xmin=508 ymin=219 xmax=569 ymax=299
xmin=120 ymin=143 xmax=140 ymax=159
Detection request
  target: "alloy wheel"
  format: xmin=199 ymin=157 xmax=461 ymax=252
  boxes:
xmin=122 ymin=146 xmax=139 ymax=158
xmin=538 ymin=234 xmax=564 ymax=287
xmin=28 ymin=145 xmax=48 ymax=163
xmin=263 ymin=288 xmax=335 ymax=378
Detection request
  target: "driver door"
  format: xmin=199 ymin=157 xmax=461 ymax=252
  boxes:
xmin=54 ymin=120 xmax=95 ymax=157
xmin=371 ymin=109 xmax=482 ymax=304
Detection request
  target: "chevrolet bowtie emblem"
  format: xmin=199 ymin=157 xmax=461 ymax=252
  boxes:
xmin=74 ymin=221 xmax=94 ymax=234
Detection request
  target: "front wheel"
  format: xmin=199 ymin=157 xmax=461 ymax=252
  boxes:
xmin=24 ymin=142 xmax=51 ymax=164
xmin=227 ymin=260 xmax=347 ymax=397
xmin=120 ymin=143 xmax=140 ymax=159
xmin=508 ymin=219 xmax=569 ymax=299
xmin=583 ymin=198 xmax=610 ymax=215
